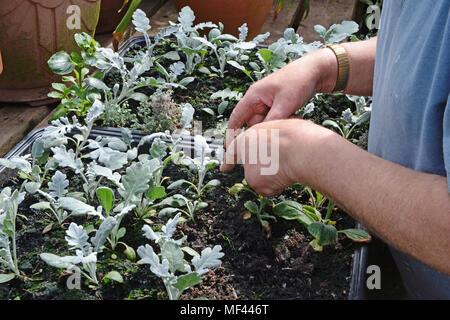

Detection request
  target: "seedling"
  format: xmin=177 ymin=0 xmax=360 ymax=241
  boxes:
xmin=274 ymin=198 xmax=371 ymax=251
xmin=167 ymin=135 xmax=220 ymax=200
xmin=229 ymin=180 xmax=276 ymax=233
xmin=137 ymin=213 xmax=224 ymax=300
xmin=0 ymin=188 xmax=25 ymax=282
xmin=40 ymin=219 xmax=123 ymax=285
xmin=322 ymin=107 xmax=370 ymax=141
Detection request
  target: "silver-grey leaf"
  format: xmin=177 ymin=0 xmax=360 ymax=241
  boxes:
xmin=90 ymin=216 xmax=117 ymax=252
xmin=48 ymin=171 xmax=69 ymax=198
xmin=59 ymin=197 xmax=98 ymax=217
xmin=192 ymin=245 xmax=224 ymax=275
xmin=65 ymin=222 xmax=90 ymax=251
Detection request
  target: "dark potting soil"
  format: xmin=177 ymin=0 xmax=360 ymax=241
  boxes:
xmin=0 ymin=160 xmax=358 ymax=300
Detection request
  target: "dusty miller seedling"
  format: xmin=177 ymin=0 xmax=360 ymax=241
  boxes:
xmin=0 ymin=188 xmax=25 ymax=282
xmin=137 ymin=213 xmax=224 ymax=300
xmin=40 ymin=218 xmax=123 ymax=285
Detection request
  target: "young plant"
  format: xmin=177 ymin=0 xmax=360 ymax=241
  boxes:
xmin=130 ymin=137 xmax=181 ymax=222
xmin=40 ymin=218 xmax=122 ymax=285
xmin=291 ymin=183 xmax=328 ymax=210
xmin=322 ymin=107 xmax=370 ymax=142
xmin=137 ymin=213 xmax=224 ymax=300
xmin=173 ymin=6 xmax=218 ymax=75
xmin=229 ymin=180 xmax=277 ymax=232
xmin=30 ymin=170 xmax=77 ymax=226
xmin=132 ymin=89 xmax=184 ymax=133
xmin=167 ymin=135 xmax=220 ymax=200
xmin=47 ymin=32 xmax=103 ymax=120
xmin=0 ymin=188 xmax=25 ymax=283
xmin=273 ymin=198 xmax=371 ymax=251
xmin=257 ymin=44 xmax=287 ymax=76
xmin=193 ymin=28 xmax=239 ymax=77
xmin=158 ymin=194 xmax=208 ymax=222
xmin=314 ymin=20 xmax=359 ymax=44
xmin=95 ymin=186 xmax=136 ymax=253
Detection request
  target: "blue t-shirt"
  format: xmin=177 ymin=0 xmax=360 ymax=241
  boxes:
xmin=369 ymin=0 xmax=449 ymax=299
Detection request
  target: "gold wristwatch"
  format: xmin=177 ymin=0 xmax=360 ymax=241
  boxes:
xmin=324 ymin=43 xmax=349 ymax=93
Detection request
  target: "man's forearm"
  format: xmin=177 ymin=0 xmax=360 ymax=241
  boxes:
xmin=297 ymin=129 xmax=450 ymax=275
xmin=316 ymin=37 xmax=377 ymax=96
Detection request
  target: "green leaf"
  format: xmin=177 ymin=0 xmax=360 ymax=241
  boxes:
xmin=290 ymin=183 xmax=305 ymax=191
xmin=104 ymin=271 xmax=123 ymax=283
xmin=148 ymin=186 xmax=166 ymax=201
xmin=355 ymin=111 xmax=371 ymax=126
xmin=181 ymin=246 xmax=200 ymax=258
xmin=0 ymin=273 xmax=15 ymax=283
xmin=167 ymin=179 xmax=192 ymax=190
xmin=116 ymin=227 xmax=126 ymax=241
xmin=124 ymin=245 xmax=136 ymax=261
xmin=309 ymin=239 xmax=323 ymax=251
xmin=48 ymin=52 xmax=75 ymax=75
xmin=49 ymin=104 xmax=69 ymax=121
xmin=322 ymin=119 xmax=340 ymax=130
xmin=158 ymin=207 xmax=179 ymax=217
xmin=51 ymin=83 xmax=67 ymax=93
xmin=338 ymin=228 xmax=372 ymax=242
xmin=307 ymin=222 xmax=338 ymax=245
xmin=244 ymin=201 xmax=259 ymax=214
xmin=302 ymin=205 xmax=322 ymax=221
xmin=174 ymin=272 xmax=202 ymax=293
xmin=258 ymin=48 xmax=272 ymax=63
xmin=96 ymin=187 xmax=115 ymax=215
xmin=163 ymin=51 xmax=180 ymax=60
xmin=313 ymin=24 xmax=327 ymax=38
xmin=129 ymin=92 xmax=148 ymax=102
xmin=229 ymin=183 xmax=245 ymax=195
xmin=178 ymin=77 xmax=195 ymax=87
xmin=273 ymin=200 xmax=315 ymax=225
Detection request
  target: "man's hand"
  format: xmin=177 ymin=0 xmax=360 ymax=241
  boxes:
xmin=224 ymin=49 xmax=339 ymax=151
xmin=220 ymin=118 xmax=334 ymax=196
xmin=221 ymin=117 xmax=450 ymax=274
xmin=223 ymin=38 xmax=378 ymax=154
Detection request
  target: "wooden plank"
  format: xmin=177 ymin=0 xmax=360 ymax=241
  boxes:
xmin=0 ymin=104 xmax=54 ymax=157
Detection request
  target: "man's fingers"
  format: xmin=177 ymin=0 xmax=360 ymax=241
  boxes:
xmin=247 ymin=114 xmax=266 ymax=128
xmin=264 ymin=96 xmax=296 ymax=122
xmin=225 ymin=94 xmax=269 ymax=149
xmin=220 ymin=132 xmax=242 ymax=172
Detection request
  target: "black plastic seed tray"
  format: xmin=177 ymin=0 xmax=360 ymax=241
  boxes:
xmin=0 ymin=124 xmax=368 ymax=300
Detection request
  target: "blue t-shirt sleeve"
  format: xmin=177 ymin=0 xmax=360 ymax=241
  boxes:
xmin=444 ymin=94 xmax=450 ymax=193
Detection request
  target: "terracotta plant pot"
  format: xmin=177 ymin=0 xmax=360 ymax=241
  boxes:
xmin=0 ymin=0 xmax=101 ymax=106
xmin=173 ymin=0 xmax=274 ymax=39
xmin=96 ymin=0 xmax=129 ymax=34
